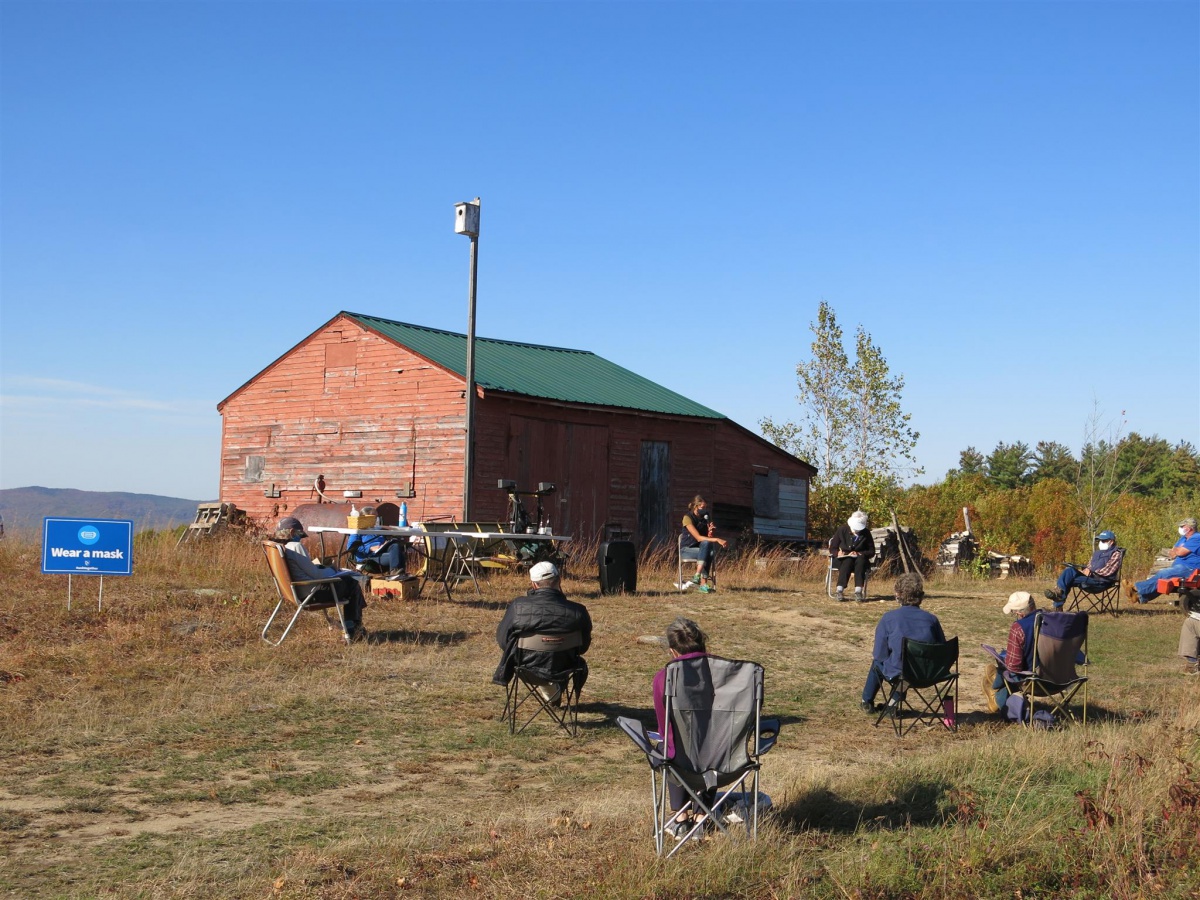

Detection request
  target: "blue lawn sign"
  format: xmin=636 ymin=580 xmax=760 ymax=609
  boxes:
xmin=42 ymin=518 xmax=134 ymax=610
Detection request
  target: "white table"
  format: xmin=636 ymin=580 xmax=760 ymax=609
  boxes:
xmin=308 ymin=526 xmax=571 ymax=601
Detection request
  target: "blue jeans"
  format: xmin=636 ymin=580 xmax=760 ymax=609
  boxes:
xmin=681 ymin=542 xmax=716 ymax=577
xmin=1056 ymin=566 xmax=1113 ymax=604
xmin=1135 ymin=564 xmax=1200 ymax=602
xmin=862 ymin=662 xmax=891 ymax=705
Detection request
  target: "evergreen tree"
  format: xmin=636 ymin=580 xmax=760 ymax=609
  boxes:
xmin=986 ymin=441 xmax=1033 ymax=489
xmin=1032 ymin=440 xmax=1076 ymax=484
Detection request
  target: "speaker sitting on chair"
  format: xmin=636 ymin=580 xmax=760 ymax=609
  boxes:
xmin=599 ymin=541 xmax=637 ymax=595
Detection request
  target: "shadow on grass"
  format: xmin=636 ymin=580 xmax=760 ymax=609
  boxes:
xmin=776 ymin=777 xmax=953 ymax=833
xmin=365 ymin=629 xmax=471 ymax=646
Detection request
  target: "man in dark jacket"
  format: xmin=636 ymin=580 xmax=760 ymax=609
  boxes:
xmin=492 ymin=561 xmax=592 ymax=701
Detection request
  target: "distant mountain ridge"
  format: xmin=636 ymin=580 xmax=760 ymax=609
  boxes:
xmin=0 ymin=486 xmax=207 ymax=533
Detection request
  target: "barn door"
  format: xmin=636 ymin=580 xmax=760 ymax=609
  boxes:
xmin=638 ymin=441 xmax=671 ymax=548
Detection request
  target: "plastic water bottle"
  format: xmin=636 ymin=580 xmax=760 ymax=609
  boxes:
xmin=399 ymin=502 xmax=408 ymax=528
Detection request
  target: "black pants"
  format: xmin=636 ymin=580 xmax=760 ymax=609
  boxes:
xmin=834 ymin=555 xmax=870 ymax=590
xmin=332 ymin=573 xmax=368 ymax=627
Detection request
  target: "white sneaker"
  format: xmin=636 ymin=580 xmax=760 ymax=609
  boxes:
xmin=677 ymin=580 xmax=695 ymax=591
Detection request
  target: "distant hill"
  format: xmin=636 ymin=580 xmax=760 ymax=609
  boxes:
xmin=0 ymin=486 xmax=207 ymax=534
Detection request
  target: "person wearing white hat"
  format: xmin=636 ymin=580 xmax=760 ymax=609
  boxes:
xmin=830 ymin=511 xmax=875 ymax=601
xmin=492 ymin=561 xmax=592 ymax=703
xmin=983 ymin=591 xmax=1039 ymax=713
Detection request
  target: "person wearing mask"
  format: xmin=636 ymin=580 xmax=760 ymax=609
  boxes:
xmin=1130 ymin=518 xmax=1200 ymax=604
xmin=1043 ymin=531 xmax=1123 ymax=610
xmin=680 ymin=496 xmax=726 ymax=594
xmin=830 ymin=510 xmax=875 ymax=601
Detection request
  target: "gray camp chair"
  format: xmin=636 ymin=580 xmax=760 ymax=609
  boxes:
xmin=1011 ymin=611 xmax=1089 ymax=725
xmin=617 ymin=655 xmax=780 ymax=858
xmin=501 ymin=632 xmax=586 ymax=737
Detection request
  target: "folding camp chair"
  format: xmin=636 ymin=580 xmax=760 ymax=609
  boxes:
xmin=260 ymin=541 xmax=348 ymax=646
xmin=501 ymin=632 xmax=586 ymax=737
xmin=677 ymin=534 xmax=717 ymax=593
xmin=875 ymin=637 xmax=959 ymax=736
xmin=1064 ymin=549 xmax=1125 ymax=614
xmin=617 ymin=656 xmax=781 ymax=858
xmin=1010 ymin=611 xmax=1089 ymax=725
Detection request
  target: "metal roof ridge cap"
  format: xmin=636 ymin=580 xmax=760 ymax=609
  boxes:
xmin=346 ymin=311 xmax=593 ymax=355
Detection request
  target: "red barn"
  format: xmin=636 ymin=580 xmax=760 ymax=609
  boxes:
xmin=216 ymin=312 xmax=815 ymax=546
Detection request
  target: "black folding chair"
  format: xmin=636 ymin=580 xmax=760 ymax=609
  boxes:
xmin=617 ymin=655 xmax=780 ymax=858
xmin=1064 ymin=550 xmax=1124 ymax=615
xmin=501 ymin=632 xmax=586 ymax=737
xmin=875 ymin=637 xmax=959 ymax=736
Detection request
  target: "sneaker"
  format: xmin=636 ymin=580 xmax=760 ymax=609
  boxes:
xmin=854 ymin=590 xmax=866 ymax=603
xmin=667 ymin=816 xmax=701 ymax=841
xmin=836 ymin=588 xmax=847 ymax=602
xmin=698 ymin=584 xmax=714 ymax=594
xmin=690 ymin=574 xmax=702 ymax=585
xmin=859 ymin=700 xmax=878 ymax=714
xmin=1044 ymin=589 xmax=1061 ymax=602
xmin=537 ymin=684 xmax=564 ymax=706
xmin=1183 ymin=660 xmax=1200 ymax=676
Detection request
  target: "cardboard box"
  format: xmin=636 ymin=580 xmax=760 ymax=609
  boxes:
xmin=371 ymin=577 xmax=419 ymax=600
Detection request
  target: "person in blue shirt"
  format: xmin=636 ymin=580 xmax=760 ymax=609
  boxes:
xmin=860 ymin=573 xmax=945 ymax=713
xmin=347 ymin=533 xmax=404 ymax=575
xmin=1131 ymin=517 xmax=1200 ymax=604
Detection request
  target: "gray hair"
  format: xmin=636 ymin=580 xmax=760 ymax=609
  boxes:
xmin=894 ymin=573 xmax=926 ymax=606
xmin=665 ymin=616 xmax=708 ymax=655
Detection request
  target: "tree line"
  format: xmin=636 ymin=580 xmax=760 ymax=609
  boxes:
xmin=762 ymin=303 xmax=1199 ymax=576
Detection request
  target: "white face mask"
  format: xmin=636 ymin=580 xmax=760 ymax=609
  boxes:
xmin=1181 ymin=528 xmax=1188 ymax=537
xmin=1098 ymin=541 xmax=1113 ymax=551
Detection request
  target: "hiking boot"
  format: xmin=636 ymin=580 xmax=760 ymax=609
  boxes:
xmin=1183 ymin=660 xmax=1200 ymax=676
xmin=1044 ymin=589 xmax=1061 ymax=602
xmin=859 ymin=700 xmax=878 ymax=714
xmin=1125 ymin=581 xmax=1140 ymax=602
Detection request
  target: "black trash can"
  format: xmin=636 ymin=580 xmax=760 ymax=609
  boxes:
xmin=598 ymin=540 xmax=637 ymax=595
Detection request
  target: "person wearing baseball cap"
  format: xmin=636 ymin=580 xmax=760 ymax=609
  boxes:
xmin=983 ymin=591 xmax=1040 ymax=715
xmin=1130 ymin=517 xmax=1200 ymax=604
xmin=492 ymin=561 xmax=592 ymax=705
xmin=1043 ymin=531 xmax=1123 ymax=610
xmin=273 ymin=516 xmax=370 ymax=642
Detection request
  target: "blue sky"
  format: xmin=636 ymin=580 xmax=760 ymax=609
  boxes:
xmin=1 ymin=0 xmax=1197 ymax=501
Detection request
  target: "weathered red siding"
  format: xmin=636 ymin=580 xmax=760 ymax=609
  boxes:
xmin=218 ymin=314 xmax=814 ymax=544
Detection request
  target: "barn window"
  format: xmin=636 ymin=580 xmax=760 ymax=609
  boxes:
xmin=753 ymin=468 xmax=780 ymax=518
xmin=245 ymin=455 xmax=265 ymax=483
xmin=325 ymin=342 xmax=356 ymax=368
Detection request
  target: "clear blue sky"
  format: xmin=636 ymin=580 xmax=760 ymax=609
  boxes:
xmin=2 ymin=1 xmax=1197 ymax=501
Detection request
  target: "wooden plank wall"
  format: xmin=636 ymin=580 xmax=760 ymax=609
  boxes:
xmin=218 ymin=319 xmax=467 ymax=524
xmin=219 ymin=319 xmax=812 ymax=542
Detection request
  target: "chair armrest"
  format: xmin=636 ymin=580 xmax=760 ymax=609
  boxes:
xmin=756 ymin=718 xmax=781 ymax=755
xmin=291 ymin=575 xmax=343 ymax=587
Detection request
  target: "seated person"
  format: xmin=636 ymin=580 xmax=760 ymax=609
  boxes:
xmin=983 ymin=591 xmax=1039 ymax=713
xmin=860 ymin=574 xmax=945 ymax=713
xmin=1178 ymin=589 xmax=1200 ymax=676
xmin=680 ymin=495 xmax=726 ymax=593
xmin=1131 ymin=517 xmax=1200 ymax=604
xmin=347 ymin=533 xmax=404 ymax=575
xmin=492 ymin=561 xmax=591 ymax=704
xmin=1044 ymin=530 xmax=1123 ymax=609
xmin=653 ymin=617 xmax=716 ymax=839
xmin=830 ymin=510 xmax=876 ymax=601
xmin=274 ymin=516 xmax=369 ymax=642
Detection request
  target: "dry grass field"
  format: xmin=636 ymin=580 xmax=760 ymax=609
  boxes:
xmin=1 ymin=532 xmax=1197 ymax=899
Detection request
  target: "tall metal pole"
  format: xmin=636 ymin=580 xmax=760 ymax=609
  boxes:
xmin=455 ymin=198 xmax=481 ymax=521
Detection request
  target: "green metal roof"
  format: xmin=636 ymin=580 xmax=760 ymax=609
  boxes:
xmin=347 ymin=312 xmax=724 ymax=419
